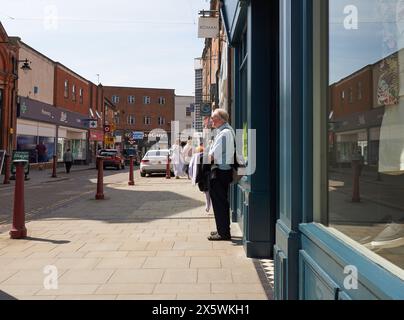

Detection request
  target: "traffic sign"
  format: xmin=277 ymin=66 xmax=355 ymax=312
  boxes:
xmin=104 ymin=125 xmax=111 ymax=133
xmin=89 ymin=120 xmax=98 ymax=128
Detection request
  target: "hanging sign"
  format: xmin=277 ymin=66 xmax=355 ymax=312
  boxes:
xmin=198 ymin=17 xmax=219 ymax=38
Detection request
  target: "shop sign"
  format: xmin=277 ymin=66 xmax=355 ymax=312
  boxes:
xmin=104 ymin=136 xmax=114 ymax=144
xmin=89 ymin=130 xmax=104 ymax=141
xmin=0 ymin=150 xmax=5 ymax=174
xmin=200 ymin=103 xmax=212 ymax=116
xmin=89 ymin=120 xmax=98 ymax=129
xmin=132 ymin=132 xmax=144 ymax=140
xmin=18 ymin=97 xmax=88 ymax=129
xmin=198 ymin=17 xmax=219 ymax=38
xmin=11 ymin=151 xmax=30 ymax=175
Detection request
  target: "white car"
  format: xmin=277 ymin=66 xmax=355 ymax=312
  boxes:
xmin=140 ymin=149 xmax=173 ymax=177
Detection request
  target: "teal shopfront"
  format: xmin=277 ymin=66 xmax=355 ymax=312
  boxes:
xmin=221 ymin=0 xmax=404 ymax=300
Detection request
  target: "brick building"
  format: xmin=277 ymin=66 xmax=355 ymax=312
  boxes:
xmin=0 ymin=23 xmax=18 ymax=155
xmin=103 ymin=86 xmax=175 ymax=155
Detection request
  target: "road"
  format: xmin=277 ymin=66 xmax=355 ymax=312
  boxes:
xmin=0 ymin=167 xmax=130 ymax=232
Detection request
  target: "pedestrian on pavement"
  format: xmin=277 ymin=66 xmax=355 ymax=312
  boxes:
xmin=36 ymin=141 xmax=48 ymax=163
xmin=63 ymin=148 xmax=73 ymax=174
xmin=182 ymin=137 xmax=194 ymax=179
xmin=170 ymin=139 xmax=185 ymax=179
xmin=207 ymin=108 xmax=235 ymax=241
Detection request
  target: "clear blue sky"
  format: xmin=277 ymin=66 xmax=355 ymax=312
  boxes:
xmin=0 ymin=0 xmax=210 ymax=95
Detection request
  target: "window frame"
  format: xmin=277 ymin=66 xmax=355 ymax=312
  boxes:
xmin=158 ymin=97 xmax=166 ymax=105
xmin=128 ymin=95 xmax=135 ymax=104
xmin=79 ymin=88 xmax=83 ymax=104
xmin=143 ymin=96 xmax=151 ymax=105
xmin=72 ymin=84 xmax=76 ymax=102
xmin=64 ymin=80 xmax=69 ymax=98
xmin=127 ymin=115 xmax=135 ymax=126
xmin=144 ymin=116 xmax=151 ymax=125
xmin=112 ymin=95 xmax=120 ymax=104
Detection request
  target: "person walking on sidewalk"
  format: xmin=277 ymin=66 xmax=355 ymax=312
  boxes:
xmin=63 ymin=148 xmax=73 ymax=174
xmin=207 ymin=108 xmax=235 ymax=241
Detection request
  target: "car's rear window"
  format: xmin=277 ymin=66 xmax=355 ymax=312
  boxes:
xmin=146 ymin=151 xmax=169 ymax=157
xmin=100 ymin=151 xmax=117 ymax=157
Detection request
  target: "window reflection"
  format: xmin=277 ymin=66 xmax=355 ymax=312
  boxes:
xmin=329 ymin=0 xmax=404 ymax=272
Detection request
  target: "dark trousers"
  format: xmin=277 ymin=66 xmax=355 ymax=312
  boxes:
xmin=209 ymin=169 xmax=233 ymax=237
xmin=65 ymin=162 xmax=72 ymax=173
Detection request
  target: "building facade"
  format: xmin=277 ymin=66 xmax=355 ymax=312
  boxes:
xmin=220 ymin=0 xmax=404 ymax=300
xmin=174 ymin=95 xmax=194 ymax=141
xmin=193 ymin=58 xmax=204 ymax=132
xmin=53 ymin=63 xmax=92 ymax=163
xmin=0 ymin=24 xmax=18 ymax=155
xmin=103 ymin=86 xmax=175 ymax=155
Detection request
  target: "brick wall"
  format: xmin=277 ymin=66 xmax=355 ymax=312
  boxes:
xmin=54 ymin=63 xmax=90 ymax=115
xmin=103 ymin=86 xmax=175 ymax=134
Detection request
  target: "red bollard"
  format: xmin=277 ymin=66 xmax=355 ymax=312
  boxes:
xmin=3 ymin=154 xmax=10 ymax=184
xmin=166 ymin=154 xmax=171 ymax=179
xmin=352 ymin=160 xmax=361 ymax=202
xmin=128 ymin=155 xmax=135 ymax=186
xmin=95 ymin=157 xmax=105 ymax=200
xmin=51 ymin=154 xmax=57 ymax=178
xmin=10 ymin=161 xmax=27 ymax=239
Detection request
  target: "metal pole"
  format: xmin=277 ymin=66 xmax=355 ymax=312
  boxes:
xmin=95 ymin=156 xmax=105 ymax=200
xmin=128 ymin=155 xmax=135 ymax=186
xmin=51 ymin=154 xmax=57 ymax=178
xmin=10 ymin=161 xmax=27 ymax=239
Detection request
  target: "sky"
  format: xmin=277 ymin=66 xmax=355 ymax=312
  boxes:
xmin=0 ymin=0 xmax=210 ymax=96
xmin=330 ymin=0 xmax=404 ymax=84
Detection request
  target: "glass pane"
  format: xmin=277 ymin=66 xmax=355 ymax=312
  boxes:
xmin=329 ymin=0 xmax=404 ymax=271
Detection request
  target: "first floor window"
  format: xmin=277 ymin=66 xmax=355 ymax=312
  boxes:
xmin=158 ymin=117 xmax=165 ymax=125
xmin=127 ymin=115 xmax=135 ymax=125
xmin=144 ymin=116 xmax=151 ymax=125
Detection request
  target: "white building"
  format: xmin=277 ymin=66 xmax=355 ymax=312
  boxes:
xmin=175 ymin=95 xmax=194 ymax=142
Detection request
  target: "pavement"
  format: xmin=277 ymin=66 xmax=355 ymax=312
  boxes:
xmin=0 ymin=169 xmax=272 ymax=300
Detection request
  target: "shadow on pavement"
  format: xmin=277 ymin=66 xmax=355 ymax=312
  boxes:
xmin=24 ymin=237 xmax=70 ymax=244
xmin=35 ymin=184 xmax=206 ymax=224
xmin=0 ymin=290 xmax=17 ymax=300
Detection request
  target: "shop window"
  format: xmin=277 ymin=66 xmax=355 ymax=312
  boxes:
xmin=322 ymin=0 xmax=404 ymax=275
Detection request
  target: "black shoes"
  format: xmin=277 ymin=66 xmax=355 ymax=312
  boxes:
xmin=207 ymin=233 xmax=231 ymax=241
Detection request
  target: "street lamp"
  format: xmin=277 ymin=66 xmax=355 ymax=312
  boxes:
xmin=19 ymin=59 xmax=32 ymax=74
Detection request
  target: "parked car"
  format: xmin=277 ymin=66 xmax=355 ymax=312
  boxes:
xmin=97 ymin=149 xmax=125 ymax=170
xmin=140 ymin=149 xmax=173 ymax=177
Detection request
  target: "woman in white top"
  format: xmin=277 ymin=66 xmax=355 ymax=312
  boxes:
xmin=170 ymin=139 xmax=185 ymax=179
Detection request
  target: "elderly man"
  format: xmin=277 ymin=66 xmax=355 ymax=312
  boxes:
xmin=207 ymin=108 xmax=235 ymax=241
